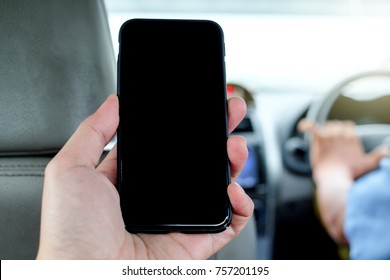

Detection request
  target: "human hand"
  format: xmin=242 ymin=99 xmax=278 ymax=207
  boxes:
xmin=36 ymin=95 xmax=254 ymax=259
xmin=298 ymin=118 xmax=388 ymax=244
xmin=298 ymin=119 xmax=388 ymax=182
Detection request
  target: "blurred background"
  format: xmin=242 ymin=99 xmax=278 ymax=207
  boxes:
xmin=103 ymin=0 xmax=390 ymax=259
xmin=104 ymin=0 xmax=390 ymax=97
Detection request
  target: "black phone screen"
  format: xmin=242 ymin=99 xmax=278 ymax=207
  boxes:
xmin=117 ymin=18 xmax=231 ymax=233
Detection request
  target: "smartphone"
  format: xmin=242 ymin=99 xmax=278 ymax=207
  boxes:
xmin=117 ymin=18 xmax=231 ymax=233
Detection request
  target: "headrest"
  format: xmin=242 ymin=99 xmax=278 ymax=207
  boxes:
xmin=0 ymin=0 xmax=116 ymax=155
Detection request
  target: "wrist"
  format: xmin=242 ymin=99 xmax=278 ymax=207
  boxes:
xmin=313 ymin=164 xmax=354 ymax=188
xmin=313 ymin=164 xmax=353 ymax=246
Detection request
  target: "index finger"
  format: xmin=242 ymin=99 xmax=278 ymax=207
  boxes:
xmin=227 ymin=96 xmax=247 ymax=133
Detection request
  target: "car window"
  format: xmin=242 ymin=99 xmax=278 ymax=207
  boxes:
xmin=104 ymin=0 xmax=390 ymax=95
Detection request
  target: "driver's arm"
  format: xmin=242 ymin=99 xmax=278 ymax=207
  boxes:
xmin=297 ymin=119 xmax=388 ymax=245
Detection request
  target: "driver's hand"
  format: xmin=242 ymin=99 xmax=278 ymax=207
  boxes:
xmin=297 ymin=118 xmax=388 ymax=245
xmin=298 ymin=118 xmax=388 ymax=181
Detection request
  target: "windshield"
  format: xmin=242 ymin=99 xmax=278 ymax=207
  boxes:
xmin=105 ymin=0 xmax=390 ymax=95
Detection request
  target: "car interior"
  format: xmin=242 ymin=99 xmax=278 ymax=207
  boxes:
xmin=2 ymin=0 xmax=390 ymax=260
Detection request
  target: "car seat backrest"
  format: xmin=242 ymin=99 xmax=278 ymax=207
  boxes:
xmin=0 ymin=0 xmax=116 ymax=155
xmin=0 ymin=0 xmax=116 ymax=259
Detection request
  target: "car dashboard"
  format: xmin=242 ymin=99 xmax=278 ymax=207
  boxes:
xmin=232 ymin=84 xmax=342 ymax=259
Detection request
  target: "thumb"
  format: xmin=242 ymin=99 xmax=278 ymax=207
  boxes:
xmin=55 ymin=94 xmax=119 ymax=168
xmin=364 ymin=145 xmax=389 ymax=171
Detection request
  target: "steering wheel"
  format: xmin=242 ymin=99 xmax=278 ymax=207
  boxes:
xmin=305 ymin=70 xmax=390 ymax=153
xmin=284 ymin=70 xmax=390 ymax=175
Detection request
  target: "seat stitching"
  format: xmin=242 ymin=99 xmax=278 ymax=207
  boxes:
xmin=0 ymin=174 xmax=44 ymax=177
xmin=0 ymin=164 xmax=47 ymax=167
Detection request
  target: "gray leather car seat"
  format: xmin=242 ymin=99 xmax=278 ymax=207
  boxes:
xmin=0 ymin=0 xmax=257 ymax=260
xmin=0 ymin=0 xmax=116 ymax=259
